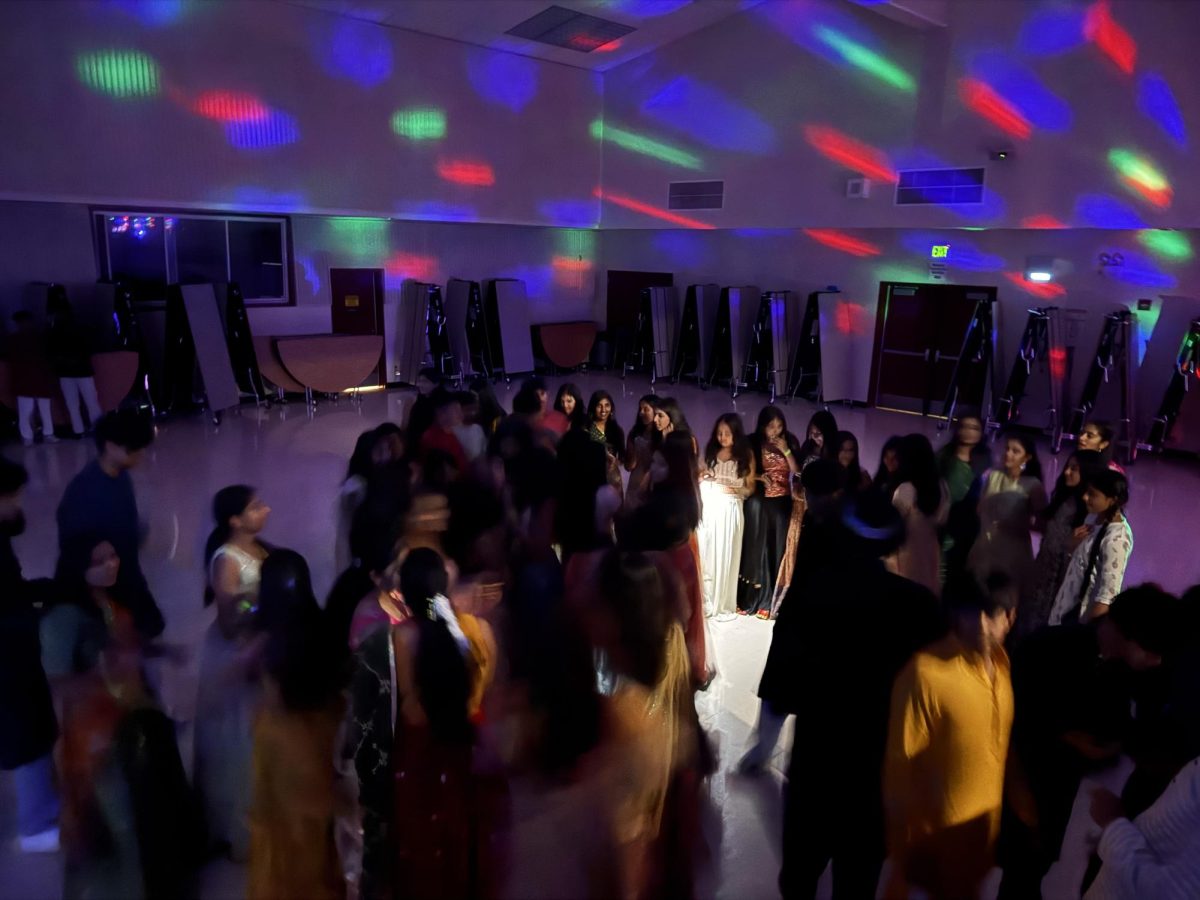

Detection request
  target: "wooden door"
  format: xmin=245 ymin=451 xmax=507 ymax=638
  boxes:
xmin=330 ymin=267 xmax=385 ymax=382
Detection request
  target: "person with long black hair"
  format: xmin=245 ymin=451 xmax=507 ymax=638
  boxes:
xmin=335 ymin=423 xmax=405 ymax=573
xmin=195 ymin=485 xmax=271 ymax=860
xmin=737 ymin=406 xmax=801 ymax=618
xmin=388 ymin=547 xmax=498 ymax=899
xmin=774 ymin=410 xmax=839 ymax=612
xmin=624 ymin=394 xmax=660 ymax=508
xmin=834 ymin=431 xmax=872 ymax=494
xmin=585 ymin=390 xmax=626 ymax=496
xmin=698 ymin=413 xmax=755 ymax=620
xmin=1020 ymin=450 xmax=1107 ymax=638
xmin=873 ymin=434 xmax=903 ymax=497
xmin=554 ymin=382 xmax=588 ymax=431
xmin=887 ymin=434 xmax=949 ymax=597
xmin=969 ymin=432 xmax=1047 ymax=593
xmin=936 ymin=410 xmax=991 ymax=580
xmin=248 ymin=549 xmax=345 ymax=900
xmin=1049 ymin=469 xmax=1133 ymax=625
xmin=651 ymin=397 xmax=693 ymax=448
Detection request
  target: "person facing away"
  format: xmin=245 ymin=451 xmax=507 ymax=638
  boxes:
xmin=46 ymin=288 xmax=103 ymax=438
xmin=56 ymin=409 xmax=162 ymax=638
xmin=883 ymin=572 xmax=1016 ymax=900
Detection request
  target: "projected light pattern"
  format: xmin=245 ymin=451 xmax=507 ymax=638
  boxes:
xmin=802 ymin=125 xmax=897 ymax=182
xmin=318 ymin=18 xmax=393 ymax=87
xmin=959 ymin=79 xmax=1032 ymax=140
xmin=385 ymin=252 xmax=438 ymax=283
xmin=1102 ymin=251 xmax=1177 ymax=289
xmin=395 ymin=201 xmax=477 ymax=222
xmin=834 ymin=301 xmax=870 ymax=336
xmin=329 ymin=218 xmax=389 ymax=261
xmin=803 ymin=229 xmax=881 ymax=257
xmin=1004 ymin=272 xmax=1066 ymax=299
xmin=900 ymin=234 xmax=1005 ymax=272
xmin=1018 ymin=6 xmax=1087 ymax=57
xmin=1128 ymin=299 xmax=1160 ymax=364
xmin=589 ymin=120 xmax=703 ymax=169
xmin=467 ymin=51 xmax=538 ymax=112
xmin=76 ymin=50 xmax=160 ymax=97
xmin=109 ymin=0 xmax=188 ymax=27
xmin=192 ymin=90 xmax=269 ymax=123
xmin=1074 ymin=194 xmax=1145 ymax=229
xmin=557 ymin=228 xmax=596 ymax=259
xmin=601 ymin=0 xmax=692 ymax=17
xmin=391 ymin=108 xmax=446 ymax=141
xmin=594 ymin=188 xmax=715 ymax=229
xmin=436 ymin=160 xmax=495 ymax=187
xmin=1108 ymin=149 xmax=1173 ymax=208
xmin=642 ymin=77 xmax=776 ymax=154
xmin=227 ymin=186 xmax=306 ymax=210
xmin=225 ymin=110 xmax=299 ymax=149
xmin=539 ymin=200 xmax=599 ymax=227
xmin=1138 ymin=74 xmax=1187 ymax=146
xmin=810 ymin=25 xmax=915 ymax=93
xmin=1137 ymin=230 xmax=1192 ymax=261
xmin=652 ymin=231 xmax=707 ymax=266
xmin=1084 ymin=0 xmax=1137 ymax=74
xmin=967 ymin=53 xmax=1072 ymax=133
xmin=1049 ymin=347 xmax=1068 ymax=381
xmin=1021 ymin=215 xmax=1067 ymax=229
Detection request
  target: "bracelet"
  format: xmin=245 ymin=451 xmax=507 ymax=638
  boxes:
xmin=783 ymin=449 xmax=792 ymax=457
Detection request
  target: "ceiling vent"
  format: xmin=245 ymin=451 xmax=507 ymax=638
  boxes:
xmin=669 ymin=180 xmax=724 ymax=210
xmin=506 ymin=5 xmax=635 ymax=53
xmin=895 ymin=167 xmax=985 ymax=205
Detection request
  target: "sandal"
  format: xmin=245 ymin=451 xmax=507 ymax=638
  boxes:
xmin=755 ymin=609 xmax=771 ymax=620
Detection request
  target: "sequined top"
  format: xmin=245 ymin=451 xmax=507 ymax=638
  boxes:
xmin=761 ymin=447 xmax=791 ymax=498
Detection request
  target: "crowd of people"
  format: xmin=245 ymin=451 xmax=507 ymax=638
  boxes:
xmin=2 ymin=376 xmax=1199 ymax=900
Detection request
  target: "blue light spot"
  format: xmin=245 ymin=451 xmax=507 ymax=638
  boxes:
xmin=1017 ymin=7 xmax=1086 ymax=57
xmin=315 ymin=18 xmax=393 ymax=88
xmin=539 ymin=199 xmax=599 ymax=227
xmin=1138 ymin=73 xmax=1187 ymax=147
xmin=225 ymin=110 xmax=299 ymax=150
xmin=498 ymin=266 xmax=553 ymax=300
xmin=899 ymin=233 xmax=1006 ymax=271
xmin=395 ymin=201 xmax=477 ymax=223
xmin=642 ymin=76 xmax=776 ymax=154
xmin=652 ymin=231 xmax=707 ymax=266
xmin=106 ymin=0 xmax=187 ymax=27
xmin=227 ymin=186 xmax=306 ymax=210
xmin=970 ymin=52 xmax=1072 ymax=132
xmin=467 ymin=51 xmax=538 ymax=112
xmin=1074 ymin=194 xmax=1146 ymax=229
xmin=602 ymin=0 xmax=692 ymax=16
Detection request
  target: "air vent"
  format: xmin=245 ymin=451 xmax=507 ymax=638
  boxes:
xmin=669 ymin=181 xmax=724 ymax=210
xmin=895 ymin=168 xmax=985 ymax=205
xmin=506 ymin=5 xmax=635 ymax=53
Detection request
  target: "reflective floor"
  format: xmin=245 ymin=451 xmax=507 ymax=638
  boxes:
xmin=1 ymin=373 xmax=1194 ymax=899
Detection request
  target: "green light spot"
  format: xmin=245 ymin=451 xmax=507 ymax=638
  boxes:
xmin=1108 ymin=149 xmax=1169 ymax=191
xmin=75 ymin=50 xmax=160 ymax=98
xmin=328 ymin=217 xmax=389 ymax=260
xmin=812 ymin=26 xmax=915 ymax=93
xmin=391 ymin=107 xmax=446 ymax=141
xmin=1137 ymin=230 xmax=1192 ymax=261
xmin=557 ymin=228 xmax=596 ymax=257
xmin=590 ymin=119 xmax=703 ymax=170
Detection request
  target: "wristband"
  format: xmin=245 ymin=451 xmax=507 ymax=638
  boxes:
xmin=783 ymin=449 xmax=792 ymax=457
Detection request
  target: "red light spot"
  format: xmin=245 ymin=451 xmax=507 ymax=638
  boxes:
xmin=594 ymin=38 xmax=622 ymax=53
xmin=1004 ymin=271 xmax=1066 ymax=299
xmin=1084 ymin=1 xmax=1137 ymax=74
xmin=802 ymin=229 xmax=881 ymax=258
xmin=802 ymin=124 xmax=898 ymax=183
xmin=593 ymin=187 xmax=715 ymax=229
xmin=191 ymin=90 xmax=270 ymax=123
xmin=436 ymin=160 xmax=495 ymax=187
xmin=834 ymin=300 xmax=870 ymax=336
xmin=959 ymin=78 xmax=1032 ymax=140
xmin=1120 ymin=175 xmax=1173 ymax=208
xmin=385 ymin=252 xmax=438 ymax=282
xmin=552 ymin=256 xmax=591 ymax=273
xmin=1022 ymin=214 xmax=1067 ymax=229
xmin=1049 ymin=346 xmax=1068 ymax=381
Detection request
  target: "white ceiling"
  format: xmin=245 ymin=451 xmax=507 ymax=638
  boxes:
xmin=283 ymin=0 xmax=763 ymax=72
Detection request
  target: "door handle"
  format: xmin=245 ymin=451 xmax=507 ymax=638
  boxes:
xmin=924 ymin=349 xmax=932 ymax=362
xmin=933 ymin=350 xmax=941 ymax=363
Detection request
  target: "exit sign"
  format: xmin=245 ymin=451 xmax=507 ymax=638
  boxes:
xmin=930 ymin=244 xmax=950 ymax=259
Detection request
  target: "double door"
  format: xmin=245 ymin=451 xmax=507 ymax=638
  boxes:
xmin=870 ymin=282 xmax=995 ymax=415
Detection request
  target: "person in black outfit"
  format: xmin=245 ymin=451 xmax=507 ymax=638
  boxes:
xmin=777 ymin=490 xmax=946 ymax=900
xmin=997 ymin=585 xmax=1182 ymax=900
xmin=0 ymin=456 xmax=60 ymax=852
xmin=56 ymin=409 xmax=162 ymax=638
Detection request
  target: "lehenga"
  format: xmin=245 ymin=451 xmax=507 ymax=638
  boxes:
xmin=697 ymin=459 xmax=745 ymax=619
xmin=738 ymin=447 xmax=792 ymax=615
xmin=968 ymin=470 xmax=1045 ymax=593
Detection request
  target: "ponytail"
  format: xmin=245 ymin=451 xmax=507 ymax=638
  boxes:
xmin=203 ymin=484 xmax=255 ymax=607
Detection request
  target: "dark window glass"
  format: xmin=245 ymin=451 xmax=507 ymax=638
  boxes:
xmin=175 ymin=218 xmax=228 ymax=284
xmin=106 ymin=215 xmax=167 ymax=302
xmin=228 ymin=220 xmax=284 ymax=299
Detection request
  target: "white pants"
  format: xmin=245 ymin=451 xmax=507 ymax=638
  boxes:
xmin=17 ymin=396 xmax=53 ymax=442
xmin=59 ymin=376 xmax=102 ymax=435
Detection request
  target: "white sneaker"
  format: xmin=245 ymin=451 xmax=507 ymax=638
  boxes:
xmin=18 ymin=827 xmax=60 ymax=853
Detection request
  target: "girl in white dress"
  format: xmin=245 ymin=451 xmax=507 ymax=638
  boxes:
xmin=698 ymin=413 xmax=755 ymax=620
xmin=195 ymin=485 xmax=271 ymax=858
xmin=1050 ymin=469 xmax=1133 ymax=625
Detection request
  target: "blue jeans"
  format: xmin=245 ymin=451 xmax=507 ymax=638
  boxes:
xmin=12 ymin=753 xmax=60 ymax=837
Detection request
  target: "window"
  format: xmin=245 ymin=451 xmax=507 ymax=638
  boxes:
xmin=94 ymin=209 xmax=291 ymax=306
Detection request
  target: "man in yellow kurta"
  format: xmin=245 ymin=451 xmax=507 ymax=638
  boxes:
xmin=883 ymin=574 xmax=1017 ymax=900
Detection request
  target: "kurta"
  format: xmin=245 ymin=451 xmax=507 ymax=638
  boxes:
xmin=885 ymin=634 xmax=1014 ymax=898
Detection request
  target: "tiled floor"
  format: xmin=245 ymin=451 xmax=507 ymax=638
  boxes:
xmin=1 ymin=373 xmax=1194 ymax=899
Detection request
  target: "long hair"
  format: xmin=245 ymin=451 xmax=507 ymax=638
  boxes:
xmin=555 ymin=430 xmax=611 ymax=559
xmin=936 ymin=409 xmax=991 ymax=476
xmin=1043 ymin=450 xmax=1106 ymax=527
xmin=401 ymin=548 xmax=473 ymax=745
xmin=258 ymin=549 xmax=340 ymax=710
xmin=651 ymin=397 xmax=691 ymax=447
xmin=627 ymin=393 xmax=660 ymax=445
xmin=203 ymin=485 xmax=256 ymax=607
xmin=1005 ymin=432 xmax=1044 ymax=482
xmin=704 ymin=413 xmax=752 ymax=477
xmin=896 ymin=434 xmax=943 ymax=516
xmin=598 ymin=550 xmax=671 ymax=688
xmin=586 ymin=390 xmax=625 ymax=456
xmin=554 ymin=383 xmax=588 ymax=429
xmin=750 ymin=405 xmax=802 ymax=463
xmin=654 ymin=431 xmax=701 ymax=532
xmin=799 ymin=410 xmax=839 ymax=461
xmin=1078 ymin=469 xmax=1130 ymax=603
xmin=873 ymin=434 xmax=903 ymax=494
xmin=1083 ymin=419 xmax=1116 ymax=465
xmin=832 ymin=430 xmax=864 ymax=493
